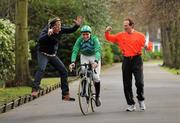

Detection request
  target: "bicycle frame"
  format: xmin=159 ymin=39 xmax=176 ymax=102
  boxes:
xmin=77 ymin=63 xmax=96 ymax=115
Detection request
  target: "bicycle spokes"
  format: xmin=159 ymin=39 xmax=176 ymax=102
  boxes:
xmin=78 ymin=80 xmax=90 ymax=115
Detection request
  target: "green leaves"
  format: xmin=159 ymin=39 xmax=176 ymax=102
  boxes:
xmin=0 ymin=19 xmax=15 ymax=83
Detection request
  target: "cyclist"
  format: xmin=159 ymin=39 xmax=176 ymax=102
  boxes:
xmin=69 ymin=25 xmax=101 ymax=107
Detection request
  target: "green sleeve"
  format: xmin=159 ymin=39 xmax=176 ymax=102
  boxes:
xmin=71 ymin=37 xmax=82 ymax=62
xmin=93 ymin=36 xmax=101 ymax=61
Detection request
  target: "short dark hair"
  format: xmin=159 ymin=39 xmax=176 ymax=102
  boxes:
xmin=48 ymin=17 xmax=61 ymax=28
xmin=124 ymin=18 xmax=134 ymax=27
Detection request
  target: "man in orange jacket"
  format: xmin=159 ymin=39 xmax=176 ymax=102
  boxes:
xmin=105 ymin=18 xmax=152 ymax=112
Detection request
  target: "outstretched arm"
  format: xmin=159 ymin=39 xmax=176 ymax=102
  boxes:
xmin=61 ymin=16 xmax=83 ymax=34
xmin=61 ymin=25 xmax=79 ymax=34
xmin=104 ymin=26 xmax=117 ymax=43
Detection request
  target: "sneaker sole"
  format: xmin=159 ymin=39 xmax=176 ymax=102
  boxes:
xmin=126 ymin=108 xmax=136 ymax=112
xmin=62 ymin=99 xmax=75 ymax=102
xmin=140 ymin=108 xmax=146 ymax=111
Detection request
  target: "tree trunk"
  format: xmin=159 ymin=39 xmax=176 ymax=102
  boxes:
xmin=174 ymin=19 xmax=180 ymax=69
xmin=166 ymin=22 xmax=174 ymax=68
xmin=161 ymin=22 xmax=173 ymax=67
xmin=15 ymin=0 xmax=31 ymax=86
xmin=162 ymin=19 xmax=180 ymax=69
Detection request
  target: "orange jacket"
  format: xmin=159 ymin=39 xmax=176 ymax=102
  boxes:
xmin=105 ymin=31 xmax=152 ymax=57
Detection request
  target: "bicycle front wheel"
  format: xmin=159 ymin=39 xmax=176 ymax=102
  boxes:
xmin=90 ymin=82 xmax=96 ymax=112
xmin=78 ymin=79 xmax=90 ymax=115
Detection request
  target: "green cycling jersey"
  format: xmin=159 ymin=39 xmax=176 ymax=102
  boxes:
xmin=71 ymin=35 xmax=101 ymax=63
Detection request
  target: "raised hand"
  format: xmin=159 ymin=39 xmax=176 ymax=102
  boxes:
xmin=69 ymin=63 xmax=75 ymax=72
xmin=92 ymin=62 xmax=98 ymax=69
xmin=105 ymin=26 xmax=112 ymax=32
xmin=48 ymin=28 xmax=54 ymax=36
xmin=73 ymin=16 xmax=83 ymax=26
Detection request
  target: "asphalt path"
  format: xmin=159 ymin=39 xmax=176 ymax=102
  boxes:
xmin=0 ymin=62 xmax=179 ymax=123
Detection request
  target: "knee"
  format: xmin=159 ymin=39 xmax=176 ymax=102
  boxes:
xmin=59 ymin=68 xmax=68 ymax=78
xmin=37 ymin=67 xmax=45 ymax=73
xmin=93 ymin=74 xmax=100 ymax=82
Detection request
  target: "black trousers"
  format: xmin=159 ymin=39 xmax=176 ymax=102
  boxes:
xmin=122 ymin=55 xmax=145 ymax=105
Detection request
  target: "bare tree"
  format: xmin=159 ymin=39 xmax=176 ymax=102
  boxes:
xmin=109 ymin=0 xmax=180 ymax=69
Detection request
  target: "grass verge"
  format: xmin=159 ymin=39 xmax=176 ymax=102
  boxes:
xmin=161 ymin=66 xmax=180 ymax=75
xmin=0 ymin=77 xmax=64 ymax=105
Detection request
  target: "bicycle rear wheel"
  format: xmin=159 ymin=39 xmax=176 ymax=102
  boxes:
xmin=78 ymin=79 xmax=90 ymax=115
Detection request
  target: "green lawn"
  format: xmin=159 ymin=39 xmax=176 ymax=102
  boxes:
xmin=0 ymin=87 xmax=31 ymax=106
xmin=162 ymin=67 xmax=180 ymax=75
xmin=0 ymin=77 xmax=60 ymax=105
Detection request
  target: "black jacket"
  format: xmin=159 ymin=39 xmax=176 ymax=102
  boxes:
xmin=37 ymin=24 xmax=79 ymax=54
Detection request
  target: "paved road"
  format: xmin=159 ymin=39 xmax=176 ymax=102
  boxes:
xmin=0 ymin=62 xmax=180 ymax=123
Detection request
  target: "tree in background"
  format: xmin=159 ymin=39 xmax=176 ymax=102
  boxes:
xmin=28 ymin=0 xmax=115 ymax=74
xmin=28 ymin=0 xmax=83 ymax=76
xmin=0 ymin=0 xmax=140 ymax=84
xmin=78 ymin=0 xmax=114 ymax=65
xmin=1 ymin=0 xmax=179 ymax=87
xmin=135 ymin=0 xmax=180 ymax=69
xmin=0 ymin=0 xmax=15 ymax=22
xmin=107 ymin=0 xmax=180 ymax=69
xmin=15 ymin=0 xmax=31 ymax=86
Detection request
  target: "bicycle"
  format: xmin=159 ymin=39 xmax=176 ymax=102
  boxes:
xmin=76 ymin=63 xmax=97 ymax=115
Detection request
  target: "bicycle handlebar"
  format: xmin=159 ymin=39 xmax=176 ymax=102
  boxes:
xmin=76 ymin=63 xmax=97 ymax=75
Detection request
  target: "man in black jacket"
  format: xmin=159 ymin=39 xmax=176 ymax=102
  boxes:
xmin=31 ymin=16 xmax=82 ymax=101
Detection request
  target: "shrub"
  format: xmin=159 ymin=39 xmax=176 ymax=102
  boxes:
xmin=111 ymin=44 xmax=122 ymax=62
xmin=0 ymin=19 xmax=15 ymax=85
xmin=101 ymin=43 xmax=113 ymax=65
xmin=142 ymin=50 xmax=162 ymax=61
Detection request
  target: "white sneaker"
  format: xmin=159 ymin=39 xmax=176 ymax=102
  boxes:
xmin=126 ymin=105 xmax=136 ymax=112
xmin=138 ymin=101 xmax=146 ymax=111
